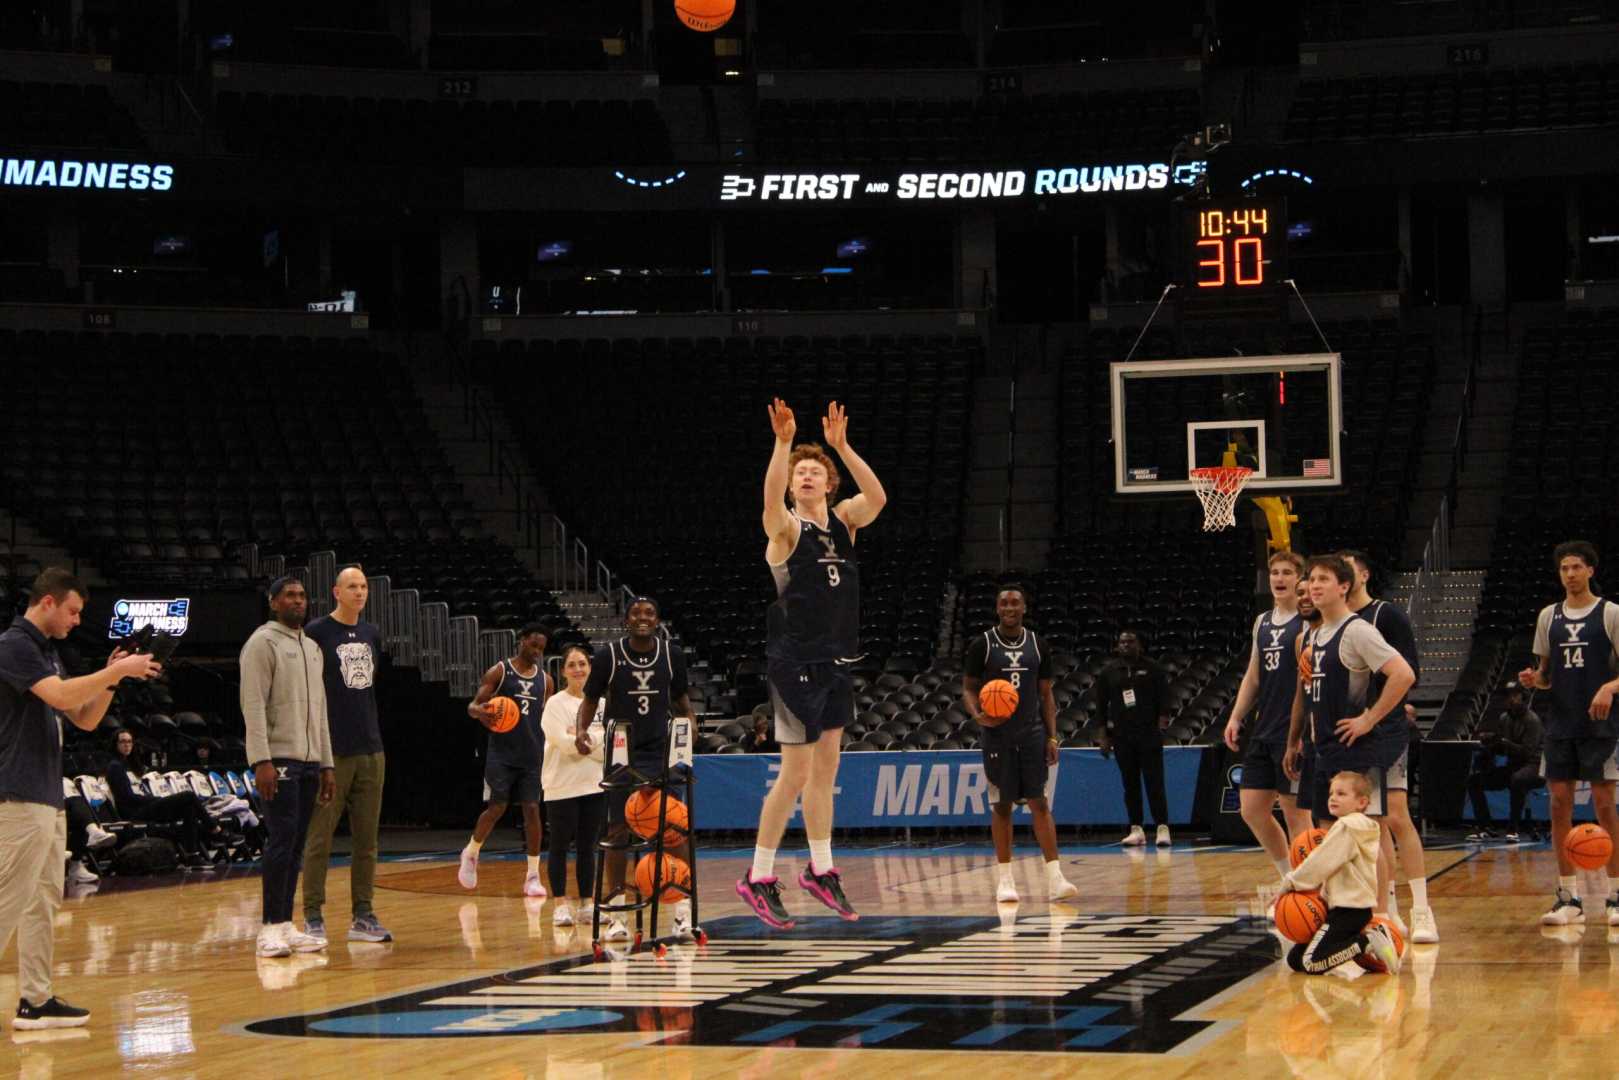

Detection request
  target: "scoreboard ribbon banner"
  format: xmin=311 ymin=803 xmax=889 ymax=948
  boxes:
xmin=691 ymin=747 xmax=1205 ymax=828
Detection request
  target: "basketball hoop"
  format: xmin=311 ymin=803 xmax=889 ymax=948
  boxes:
xmin=1189 ymin=466 xmax=1253 ymax=531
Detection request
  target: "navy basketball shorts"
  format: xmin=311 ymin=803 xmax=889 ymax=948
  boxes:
xmin=768 ymin=659 xmax=853 ymax=745
xmin=1295 ymin=744 xmax=1315 ymax=805
xmin=981 ymin=722 xmax=1050 ymax=807
xmin=1541 ymin=737 xmax=1619 ymax=783
xmin=485 ymin=759 xmax=541 ymax=804
xmin=1312 ymin=748 xmax=1407 ymax=820
xmin=1240 ymin=737 xmax=1299 ymax=796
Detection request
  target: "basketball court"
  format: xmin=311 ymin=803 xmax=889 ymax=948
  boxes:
xmin=4 ymin=839 xmax=1614 ymax=1077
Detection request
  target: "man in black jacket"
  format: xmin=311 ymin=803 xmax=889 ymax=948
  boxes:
xmin=1466 ymin=683 xmax=1546 ymax=841
xmin=1097 ymin=629 xmax=1173 ymax=847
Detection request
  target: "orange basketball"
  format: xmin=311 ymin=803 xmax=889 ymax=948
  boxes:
xmin=978 ymin=679 xmax=1019 ymax=726
xmin=1566 ymin=823 xmax=1613 ymax=870
xmin=1355 ymin=914 xmax=1405 ymax=972
xmin=634 ymin=852 xmax=691 ymax=902
xmin=487 ymin=696 xmax=520 ymax=733
xmin=674 ymin=0 xmax=734 ymax=32
xmin=1289 ymin=827 xmax=1328 ymax=869
xmin=1275 ymin=890 xmax=1328 ymax=944
xmin=625 ymin=787 xmax=689 ymax=847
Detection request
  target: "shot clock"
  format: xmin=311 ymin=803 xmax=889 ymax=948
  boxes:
xmin=1184 ymin=199 xmax=1287 ymax=289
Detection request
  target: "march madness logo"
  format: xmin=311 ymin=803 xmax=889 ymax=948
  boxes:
xmin=241 ymin=914 xmax=1275 ymax=1054
xmin=109 ymin=598 xmax=190 ymax=639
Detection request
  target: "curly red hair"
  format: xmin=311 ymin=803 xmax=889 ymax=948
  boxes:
xmin=786 ymin=443 xmax=841 ymax=506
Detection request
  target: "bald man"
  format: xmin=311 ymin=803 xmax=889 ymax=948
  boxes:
xmin=301 ymin=564 xmax=392 ymax=944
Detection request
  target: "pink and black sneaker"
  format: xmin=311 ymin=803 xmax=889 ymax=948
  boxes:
xmin=798 ymin=866 xmax=859 ymax=921
xmin=735 ymin=872 xmax=795 ymax=929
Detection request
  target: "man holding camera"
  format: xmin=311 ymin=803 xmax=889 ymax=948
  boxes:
xmin=240 ymin=577 xmax=335 ymax=959
xmin=1466 ymin=682 xmax=1545 ymax=842
xmin=0 ymin=569 xmax=162 ymax=1028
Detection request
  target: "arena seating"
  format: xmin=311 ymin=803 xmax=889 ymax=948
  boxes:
xmin=1286 ymin=63 xmax=1619 ymax=142
xmin=0 ymin=330 xmax=572 ymax=639
xmin=1446 ymin=313 xmax=1619 ymax=736
xmin=479 ymin=333 xmax=976 ymax=740
xmin=756 ymin=88 xmax=1200 ymax=163
xmin=211 ymin=91 xmax=672 ymax=165
xmin=0 ymin=80 xmax=145 ymax=151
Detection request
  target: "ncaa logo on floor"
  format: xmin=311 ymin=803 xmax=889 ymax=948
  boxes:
xmin=241 ymin=913 xmax=1275 ymax=1054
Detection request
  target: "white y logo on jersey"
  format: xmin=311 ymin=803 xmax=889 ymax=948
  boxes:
xmin=518 ymin=679 xmax=535 ymax=698
xmin=631 ymin=670 xmax=657 ymax=692
xmin=817 ymin=536 xmax=840 ymax=560
xmin=1268 ymin=629 xmax=1287 ymax=649
xmin=1565 ymin=622 xmax=1587 ymax=645
xmin=1004 ymin=650 xmax=1025 ymax=669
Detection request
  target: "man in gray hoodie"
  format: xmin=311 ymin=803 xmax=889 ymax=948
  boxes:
xmin=240 ymin=576 xmax=335 ymax=959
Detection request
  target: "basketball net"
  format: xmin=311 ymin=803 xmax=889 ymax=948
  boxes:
xmin=1189 ymin=466 xmax=1253 ymax=532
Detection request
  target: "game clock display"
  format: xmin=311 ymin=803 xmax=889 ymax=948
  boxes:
xmin=1184 ymin=199 xmax=1287 ymax=289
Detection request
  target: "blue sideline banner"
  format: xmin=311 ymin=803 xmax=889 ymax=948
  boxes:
xmin=690 ymin=748 xmax=1205 ymax=829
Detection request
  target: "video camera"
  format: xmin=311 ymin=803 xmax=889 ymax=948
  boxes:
xmin=114 ymin=623 xmax=182 ymax=664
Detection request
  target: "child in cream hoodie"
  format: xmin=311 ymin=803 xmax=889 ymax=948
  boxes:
xmin=1280 ymin=770 xmax=1402 ymax=975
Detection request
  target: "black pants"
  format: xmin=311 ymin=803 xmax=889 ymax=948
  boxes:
xmin=546 ymin=794 xmax=605 ymax=898
xmin=64 ymin=795 xmax=96 ymax=859
xmin=1287 ymin=905 xmax=1373 ymax=974
xmin=130 ymin=793 xmax=217 ymax=853
xmin=1115 ymin=736 xmax=1168 ymax=827
xmin=1467 ymin=761 xmax=1544 ymax=826
xmin=261 ymin=760 xmax=320 ymax=925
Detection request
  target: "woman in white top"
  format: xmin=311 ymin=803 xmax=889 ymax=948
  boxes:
xmin=541 ymin=645 xmax=606 ymax=925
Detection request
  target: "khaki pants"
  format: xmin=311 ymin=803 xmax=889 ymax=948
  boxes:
xmin=0 ymin=802 xmax=65 ymax=1005
xmin=301 ymin=752 xmax=385 ymax=921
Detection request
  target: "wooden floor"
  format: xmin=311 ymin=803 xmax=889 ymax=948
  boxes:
xmin=4 ymin=838 xmax=1617 ymax=1077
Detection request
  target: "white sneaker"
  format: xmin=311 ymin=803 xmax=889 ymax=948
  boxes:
xmin=1155 ymin=825 xmax=1172 ymax=848
xmin=284 ymin=922 xmax=327 ymax=953
xmin=1409 ymin=906 xmax=1439 ymax=944
xmin=85 ymin=823 xmax=117 ymax=851
xmin=672 ymin=901 xmax=695 ymax=943
xmin=996 ymin=877 xmax=1020 ymax=904
xmin=1541 ymin=889 xmax=1585 ymax=926
xmin=523 ymin=872 xmax=547 ymax=899
xmin=1049 ymin=877 xmax=1079 ymax=902
xmin=67 ymin=860 xmax=98 ymax=884
xmin=579 ymin=900 xmax=595 ymax=925
xmin=554 ymin=903 xmax=575 ymax=927
xmin=256 ymin=923 xmax=291 ymax=958
xmin=1121 ymin=826 xmax=1147 ymax=846
xmin=603 ymin=917 xmax=630 ymax=941
xmin=457 ymin=846 xmax=478 ymax=890
xmin=1365 ymin=924 xmax=1402 ymax=975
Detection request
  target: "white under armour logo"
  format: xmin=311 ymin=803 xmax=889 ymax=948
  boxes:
xmin=800 ymin=675 xmax=810 ymax=683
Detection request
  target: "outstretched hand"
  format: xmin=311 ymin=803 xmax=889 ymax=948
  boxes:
xmin=768 ymin=398 xmax=796 ymax=443
xmin=822 ymin=401 xmax=849 ymax=452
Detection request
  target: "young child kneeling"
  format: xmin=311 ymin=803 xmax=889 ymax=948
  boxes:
xmin=1280 ymin=770 xmax=1402 ymax=976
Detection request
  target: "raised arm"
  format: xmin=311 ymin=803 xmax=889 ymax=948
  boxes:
xmin=763 ymin=398 xmax=798 ymax=547
xmin=823 ymin=402 xmax=888 ymax=531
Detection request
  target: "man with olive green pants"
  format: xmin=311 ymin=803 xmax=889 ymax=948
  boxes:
xmin=301 ymin=565 xmax=392 ymax=945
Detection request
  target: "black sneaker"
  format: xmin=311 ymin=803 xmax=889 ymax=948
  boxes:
xmin=798 ymin=866 xmax=860 ymax=921
xmin=15 ymin=996 xmax=90 ymax=1029
xmin=734 ymin=873 xmax=795 ymax=929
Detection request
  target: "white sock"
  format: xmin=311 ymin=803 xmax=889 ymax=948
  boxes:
xmin=675 ymin=898 xmax=692 ymax=919
xmin=1272 ymin=857 xmax=1291 ymax=880
xmin=1560 ymin=874 xmax=1579 ymax=899
xmin=998 ymin=863 xmax=1015 ymax=887
xmin=1045 ymin=859 xmax=1064 ymax=885
xmin=751 ymin=846 xmax=776 ymax=882
xmin=466 ymin=837 xmax=483 ymax=856
xmin=527 ymin=855 xmax=541 ymax=877
xmin=1409 ymin=878 xmax=1428 ymax=909
xmin=809 ymin=839 xmax=834 ymax=875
